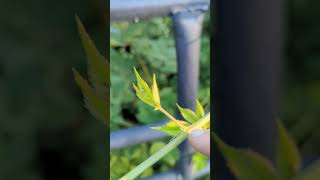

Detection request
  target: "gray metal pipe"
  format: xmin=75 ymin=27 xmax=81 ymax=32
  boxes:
xmin=140 ymin=162 xmax=210 ymax=180
xmin=110 ymin=121 xmax=168 ymax=150
xmin=173 ymin=9 xmax=205 ymax=180
xmin=213 ymin=0 xmax=284 ymax=179
xmin=110 ymin=0 xmax=209 ymax=21
xmin=140 ymin=170 xmax=182 ymax=180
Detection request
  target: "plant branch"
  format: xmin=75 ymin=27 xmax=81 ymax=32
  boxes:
xmin=186 ymin=112 xmax=210 ymax=133
xmin=119 ymin=132 xmax=188 ymax=180
xmin=158 ymin=107 xmax=186 ymax=129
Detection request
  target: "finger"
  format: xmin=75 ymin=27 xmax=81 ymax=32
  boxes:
xmin=188 ymin=129 xmax=210 ymax=157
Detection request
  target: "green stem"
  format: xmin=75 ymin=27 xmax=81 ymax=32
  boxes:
xmin=119 ymin=133 xmax=188 ymax=180
xmin=186 ymin=113 xmax=210 ymax=133
xmin=159 ymin=107 xmax=186 ymax=128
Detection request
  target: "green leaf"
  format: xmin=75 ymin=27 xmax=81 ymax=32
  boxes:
xmin=276 ymin=120 xmax=301 ymax=179
xmin=213 ymin=133 xmax=279 ymax=180
xmin=136 ymin=101 xmax=164 ymax=124
xmin=140 ymin=167 xmax=153 ymax=178
xmin=133 ymin=68 xmax=154 ymax=107
xmin=133 ymin=84 xmax=153 ymax=107
xmin=110 ymin=37 xmax=122 ymax=47
xmin=73 ymin=69 xmax=108 ymax=123
xmin=162 ymin=148 xmax=180 ymax=166
xmin=293 ymin=159 xmax=320 ymax=180
xmin=150 ymin=142 xmax=166 ymax=155
xmin=133 ymin=68 xmax=151 ymax=96
xmin=151 ymin=121 xmax=189 ymax=137
xmin=196 ymin=99 xmax=205 ymax=118
xmin=136 ymin=88 xmax=176 ymax=124
xmin=176 ymin=104 xmax=198 ymax=123
xmin=192 ymin=152 xmax=208 ymax=171
xmin=75 ymin=15 xmax=109 ymax=92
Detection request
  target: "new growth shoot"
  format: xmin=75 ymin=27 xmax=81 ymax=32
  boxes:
xmin=133 ymin=68 xmax=187 ymax=130
xmin=119 ymin=68 xmax=210 ymax=180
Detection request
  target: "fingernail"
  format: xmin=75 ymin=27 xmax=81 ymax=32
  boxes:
xmin=191 ymin=130 xmax=205 ymax=137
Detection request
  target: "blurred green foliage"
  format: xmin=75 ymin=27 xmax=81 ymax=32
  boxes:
xmin=281 ymin=0 xmax=320 ymax=156
xmin=0 ymin=0 xmax=106 ymax=179
xmin=213 ymin=121 xmax=320 ymax=180
xmin=110 ymin=14 xmax=210 ymax=179
xmin=73 ymin=16 xmax=109 ymax=124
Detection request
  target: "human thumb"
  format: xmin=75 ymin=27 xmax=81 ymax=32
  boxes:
xmin=188 ymin=129 xmax=210 ymax=157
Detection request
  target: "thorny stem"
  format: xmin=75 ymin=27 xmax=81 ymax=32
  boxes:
xmin=158 ymin=107 xmax=186 ymax=129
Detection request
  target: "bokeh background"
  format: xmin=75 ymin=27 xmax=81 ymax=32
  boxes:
xmin=0 ymin=0 xmax=107 ymax=179
xmin=281 ymin=0 xmax=320 ymax=158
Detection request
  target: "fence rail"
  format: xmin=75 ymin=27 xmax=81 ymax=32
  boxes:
xmin=111 ymin=0 xmax=209 ymax=21
xmin=110 ymin=121 xmax=168 ymax=150
xmin=110 ymin=0 xmax=210 ymax=179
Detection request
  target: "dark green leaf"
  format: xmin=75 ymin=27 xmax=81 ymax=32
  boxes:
xmin=213 ymin=133 xmax=279 ymax=180
xmin=293 ymin=159 xmax=320 ymax=180
xmin=276 ymin=120 xmax=301 ymax=179
xmin=73 ymin=69 xmax=108 ymax=124
xmin=76 ymin=16 xmax=109 ymax=96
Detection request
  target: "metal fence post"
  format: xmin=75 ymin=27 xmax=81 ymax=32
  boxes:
xmin=172 ymin=9 xmax=205 ymax=180
xmin=214 ymin=0 xmax=284 ymax=179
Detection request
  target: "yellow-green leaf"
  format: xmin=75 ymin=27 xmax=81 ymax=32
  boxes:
xmin=75 ymin=15 xmax=109 ymax=92
xmin=192 ymin=152 xmax=208 ymax=171
xmin=213 ymin=133 xmax=279 ymax=180
xmin=133 ymin=84 xmax=154 ymax=107
xmin=186 ymin=112 xmax=210 ymax=133
xmin=150 ymin=142 xmax=166 ymax=155
xmin=73 ymin=68 xmax=108 ymax=124
xmin=133 ymin=67 xmax=153 ymax=107
xmin=276 ymin=120 xmax=301 ymax=179
xmin=177 ymin=104 xmax=198 ymax=123
xmin=152 ymin=74 xmax=161 ymax=109
xmin=293 ymin=159 xmax=320 ymax=180
xmin=196 ymin=100 xmax=204 ymax=118
xmin=133 ymin=67 xmax=150 ymax=95
xmin=151 ymin=121 xmax=189 ymax=137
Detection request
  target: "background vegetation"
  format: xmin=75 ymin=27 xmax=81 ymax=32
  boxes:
xmin=281 ymin=0 xmax=320 ymax=158
xmin=0 ymin=0 xmax=106 ymax=179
